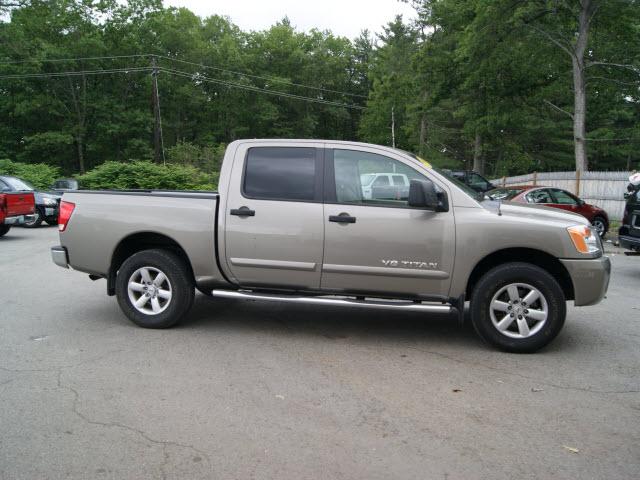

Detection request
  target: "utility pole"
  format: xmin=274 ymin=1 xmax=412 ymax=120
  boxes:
xmin=391 ymin=105 xmax=396 ymax=148
xmin=151 ymin=56 xmax=165 ymax=165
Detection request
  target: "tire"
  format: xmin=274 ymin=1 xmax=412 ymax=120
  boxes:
xmin=115 ymin=249 xmax=194 ymax=329
xmin=592 ymin=216 xmax=608 ymax=238
xmin=0 ymin=225 xmax=10 ymax=237
xmin=45 ymin=218 xmax=58 ymax=226
xmin=470 ymin=262 xmax=566 ymax=353
xmin=23 ymin=208 xmax=43 ymax=228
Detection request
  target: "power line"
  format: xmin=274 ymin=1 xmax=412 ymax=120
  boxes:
xmin=156 ymin=55 xmax=369 ymax=99
xmin=0 ymin=65 xmax=366 ymax=110
xmin=0 ymin=53 xmax=369 ymax=100
xmin=158 ymin=66 xmax=366 ymax=110
xmin=0 ymin=66 xmax=152 ymax=79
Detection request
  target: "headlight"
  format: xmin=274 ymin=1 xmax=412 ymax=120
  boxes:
xmin=43 ymin=197 xmax=57 ymax=206
xmin=567 ymin=225 xmax=600 ymax=254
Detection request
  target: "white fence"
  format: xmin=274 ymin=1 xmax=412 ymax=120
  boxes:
xmin=490 ymin=171 xmax=632 ymax=221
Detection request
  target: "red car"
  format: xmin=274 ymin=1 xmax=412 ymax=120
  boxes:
xmin=487 ymin=185 xmax=609 ymax=237
xmin=0 ymin=191 xmax=35 ymax=237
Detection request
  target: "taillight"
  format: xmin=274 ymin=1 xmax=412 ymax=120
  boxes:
xmin=58 ymin=201 xmax=75 ymax=232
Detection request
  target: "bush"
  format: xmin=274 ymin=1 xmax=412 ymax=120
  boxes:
xmin=77 ymin=161 xmax=217 ymax=190
xmin=167 ymin=141 xmax=226 ymax=173
xmin=0 ymin=159 xmax=61 ymax=189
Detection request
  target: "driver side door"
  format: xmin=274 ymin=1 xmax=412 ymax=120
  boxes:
xmin=321 ymin=146 xmax=455 ymax=299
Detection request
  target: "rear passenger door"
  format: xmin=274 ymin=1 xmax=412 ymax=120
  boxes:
xmin=223 ymin=144 xmax=325 ymax=290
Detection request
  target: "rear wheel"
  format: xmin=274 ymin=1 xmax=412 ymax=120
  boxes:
xmin=115 ymin=249 xmax=194 ymax=328
xmin=0 ymin=225 xmax=10 ymax=237
xmin=592 ymin=216 xmax=607 ymax=238
xmin=23 ymin=208 xmax=43 ymax=228
xmin=470 ymin=262 xmax=566 ymax=353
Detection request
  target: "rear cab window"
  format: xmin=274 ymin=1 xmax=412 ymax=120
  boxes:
xmin=242 ymin=147 xmax=322 ymax=202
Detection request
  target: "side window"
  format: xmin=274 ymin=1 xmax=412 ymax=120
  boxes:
xmin=551 ymin=189 xmax=578 ymax=205
xmin=526 ymin=189 xmax=553 ymax=204
xmin=373 ymin=175 xmax=390 ymax=187
xmin=0 ymin=179 xmax=9 ymax=192
xmin=243 ymin=147 xmax=318 ymax=201
xmin=331 ymin=149 xmax=426 ymax=207
xmin=392 ymin=175 xmax=406 ymax=186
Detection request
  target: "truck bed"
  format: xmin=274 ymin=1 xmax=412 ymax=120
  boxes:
xmin=60 ymin=189 xmax=225 ymax=289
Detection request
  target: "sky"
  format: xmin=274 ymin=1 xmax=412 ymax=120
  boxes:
xmin=164 ymin=0 xmax=417 ymax=39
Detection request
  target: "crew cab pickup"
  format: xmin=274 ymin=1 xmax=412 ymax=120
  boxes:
xmin=0 ymin=191 xmax=35 ymax=237
xmin=51 ymin=140 xmax=610 ymax=352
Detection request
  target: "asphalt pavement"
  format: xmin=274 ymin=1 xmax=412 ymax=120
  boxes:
xmin=1 ymin=227 xmax=639 ymax=480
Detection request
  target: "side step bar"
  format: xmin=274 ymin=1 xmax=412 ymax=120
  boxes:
xmin=211 ymin=289 xmax=452 ymax=314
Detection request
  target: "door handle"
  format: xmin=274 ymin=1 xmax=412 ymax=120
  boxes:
xmin=329 ymin=214 xmax=356 ymax=224
xmin=230 ymin=206 xmax=255 ymax=217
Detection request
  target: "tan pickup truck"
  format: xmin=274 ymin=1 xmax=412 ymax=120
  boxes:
xmin=51 ymin=139 xmax=610 ymax=352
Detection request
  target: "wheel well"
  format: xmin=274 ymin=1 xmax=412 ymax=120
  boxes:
xmin=465 ymin=248 xmax=574 ymax=301
xmin=107 ymin=232 xmax=194 ymax=295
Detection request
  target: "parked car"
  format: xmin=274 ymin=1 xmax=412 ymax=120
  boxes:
xmin=50 ymin=178 xmax=79 ymax=195
xmin=618 ymin=183 xmax=640 ymax=253
xmin=0 ymin=190 xmax=35 ymax=237
xmin=360 ymin=172 xmax=409 ymax=200
xmin=0 ymin=176 xmax=61 ymax=227
xmin=486 ymin=185 xmax=609 ymax=238
xmin=51 ymin=139 xmax=610 ymax=353
xmin=441 ymin=169 xmax=496 ymax=193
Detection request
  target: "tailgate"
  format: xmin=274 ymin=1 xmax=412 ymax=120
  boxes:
xmin=4 ymin=192 xmax=35 ymax=216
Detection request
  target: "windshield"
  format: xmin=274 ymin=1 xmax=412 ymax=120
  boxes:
xmin=3 ymin=177 xmax=34 ymax=191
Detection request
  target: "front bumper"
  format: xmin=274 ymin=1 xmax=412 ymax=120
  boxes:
xmin=3 ymin=215 xmax=25 ymax=225
xmin=619 ymin=234 xmax=640 ymax=251
xmin=51 ymin=245 xmax=69 ymax=269
xmin=560 ymin=256 xmax=611 ymax=307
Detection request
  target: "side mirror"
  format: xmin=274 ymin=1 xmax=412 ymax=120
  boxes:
xmin=408 ymin=179 xmax=449 ymax=212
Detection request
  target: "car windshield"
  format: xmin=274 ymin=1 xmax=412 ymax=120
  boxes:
xmin=486 ymin=188 xmax=523 ymax=201
xmin=3 ymin=177 xmax=34 ymax=191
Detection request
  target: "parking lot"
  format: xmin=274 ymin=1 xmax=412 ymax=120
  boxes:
xmin=1 ymin=226 xmax=639 ymax=479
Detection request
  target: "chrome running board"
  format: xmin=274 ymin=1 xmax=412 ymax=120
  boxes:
xmin=211 ymin=289 xmax=452 ymax=314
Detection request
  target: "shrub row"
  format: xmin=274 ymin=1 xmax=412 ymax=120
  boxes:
xmin=0 ymin=159 xmax=218 ymax=191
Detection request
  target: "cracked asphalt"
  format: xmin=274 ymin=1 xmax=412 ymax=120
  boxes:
xmin=1 ymin=227 xmax=639 ymax=480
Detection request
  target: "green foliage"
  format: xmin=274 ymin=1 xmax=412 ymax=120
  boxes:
xmin=76 ymin=161 xmax=217 ymax=190
xmin=0 ymin=158 xmax=61 ymax=189
xmin=0 ymin=0 xmax=638 ymax=177
xmin=166 ymin=142 xmax=226 ymax=173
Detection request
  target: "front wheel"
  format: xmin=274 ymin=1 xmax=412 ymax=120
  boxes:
xmin=115 ymin=249 xmax=194 ymax=328
xmin=470 ymin=262 xmax=566 ymax=353
xmin=0 ymin=225 xmax=10 ymax=237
